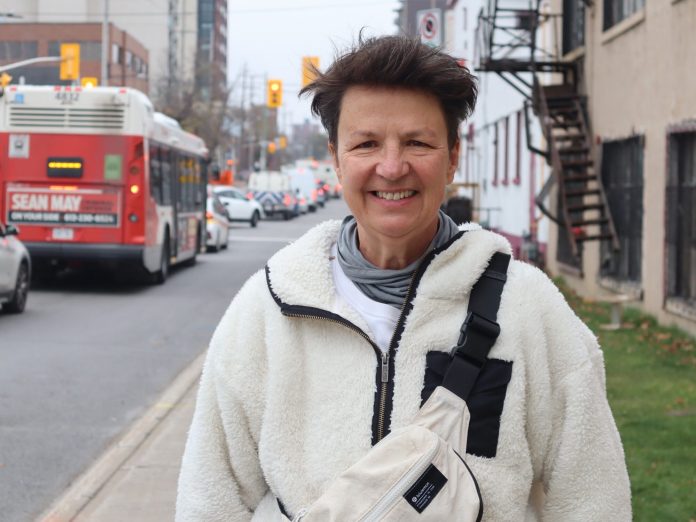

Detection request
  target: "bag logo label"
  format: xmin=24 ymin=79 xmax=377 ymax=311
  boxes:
xmin=404 ymin=463 xmax=447 ymax=513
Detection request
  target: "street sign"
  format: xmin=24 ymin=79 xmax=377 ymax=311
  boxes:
xmin=60 ymin=43 xmax=80 ymax=81
xmin=417 ymin=8 xmax=443 ymax=47
xmin=302 ymin=56 xmax=320 ymax=87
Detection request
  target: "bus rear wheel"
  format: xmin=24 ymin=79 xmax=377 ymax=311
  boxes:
xmin=152 ymin=238 xmax=170 ymax=284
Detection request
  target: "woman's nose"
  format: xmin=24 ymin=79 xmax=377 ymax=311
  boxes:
xmin=375 ymin=146 xmax=408 ymax=180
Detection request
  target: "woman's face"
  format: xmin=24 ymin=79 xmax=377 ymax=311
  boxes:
xmin=330 ymin=86 xmax=459 ymax=256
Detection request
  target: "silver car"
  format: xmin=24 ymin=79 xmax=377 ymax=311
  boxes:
xmin=0 ymin=222 xmax=31 ymax=313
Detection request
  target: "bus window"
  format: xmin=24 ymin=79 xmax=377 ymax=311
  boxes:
xmin=161 ymin=148 xmax=172 ymax=206
xmin=149 ymin=145 xmax=162 ymax=204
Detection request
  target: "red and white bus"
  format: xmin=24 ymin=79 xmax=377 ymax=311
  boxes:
xmin=0 ymin=85 xmax=208 ymax=283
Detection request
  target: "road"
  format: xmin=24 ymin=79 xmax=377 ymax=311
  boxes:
xmin=0 ymin=199 xmax=350 ymax=522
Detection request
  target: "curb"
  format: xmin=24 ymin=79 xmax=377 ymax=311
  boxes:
xmin=37 ymin=351 xmax=206 ymax=522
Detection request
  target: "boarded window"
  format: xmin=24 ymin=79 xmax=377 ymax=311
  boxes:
xmin=600 ymin=137 xmax=644 ymax=282
xmin=667 ymin=131 xmax=696 ymax=305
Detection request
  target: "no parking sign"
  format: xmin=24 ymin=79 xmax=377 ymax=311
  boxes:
xmin=417 ymin=8 xmax=442 ymax=47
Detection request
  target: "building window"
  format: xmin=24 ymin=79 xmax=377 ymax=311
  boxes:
xmin=48 ymin=41 xmax=101 ymax=61
xmin=563 ymin=0 xmax=585 ymax=54
xmin=514 ymin=110 xmax=522 ymax=185
xmin=603 ymin=0 xmax=645 ymax=30
xmin=0 ymin=41 xmax=38 ymax=61
xmin=600 ymin=137 xmax=644 ymax=283
xmin=111 ymin=44 xmax=120 ymax=64
xmin=666 ymin=131 xmax=696 ymax=306
xmin=492 ymin=121 xmax=499 ymax=187
xmin=502 ymin=116 xmax=509 ymax=185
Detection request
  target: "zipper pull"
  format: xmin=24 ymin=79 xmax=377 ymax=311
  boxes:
xmin=381 ymin=352 xmax=389 ymax=383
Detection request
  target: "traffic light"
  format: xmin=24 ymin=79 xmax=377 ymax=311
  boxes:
xmin=81 ymin=77 xmax=98 ymax=88
xmin=267 ymin=79 xmax=282 ymax=108
xmin=302 ymin=56 xmax=320 ymax=87
xmin=60 ymin=43 xmax=80 ymax=81
xmin=267 ymin=142 xmax=277 ymax=154
xmin=278 ymin=136 xmax=287 ymax=149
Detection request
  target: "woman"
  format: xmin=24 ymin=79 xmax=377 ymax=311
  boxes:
xmin=176 ymin=36 xmax=631 ymax=521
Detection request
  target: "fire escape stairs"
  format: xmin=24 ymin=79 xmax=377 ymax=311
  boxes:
xmin=475 ymin=0 xmax=619 ymax=258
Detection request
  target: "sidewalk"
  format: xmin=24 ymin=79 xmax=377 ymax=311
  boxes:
xmin=38 ymin=352 xmax=205 ymax=522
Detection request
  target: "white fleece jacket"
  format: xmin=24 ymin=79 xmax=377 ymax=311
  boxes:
xmin=176 ymin=220 xmax=632 ymax=521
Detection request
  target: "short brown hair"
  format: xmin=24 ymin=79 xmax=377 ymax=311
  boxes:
xmin=300 ymin=35 xmax=478 ymax=149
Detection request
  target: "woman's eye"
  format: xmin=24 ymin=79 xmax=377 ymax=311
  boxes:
xmin=354 ymin=141 xmax=376 ymax=149
xmin=407 ymin=140 xmax=429 ymax=147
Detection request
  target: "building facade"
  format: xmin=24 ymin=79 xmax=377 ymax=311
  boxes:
xmin=0 ymin=0 xmax=227 ymax=99
xmin=0 ymin=22 xmax=149 ymax=92
xmin=540 ymin=0 xmax=696 ymax=336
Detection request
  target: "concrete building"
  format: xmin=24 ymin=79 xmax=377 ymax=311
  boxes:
xmin=0 ymin=22 xmax=148 ymax=92
xmin=0 ymin=0 xmax=227 ymax=99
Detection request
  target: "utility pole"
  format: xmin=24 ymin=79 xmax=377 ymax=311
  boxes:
xmin=101 ymin=0 xmax=109 ymax=86
xmin=238 ymin=64 xmax=247 ymax=173
xmin=259 ymin=74 xmax=269 ymax=171
xmin=247 ymin=76 xmax=256 ymax=172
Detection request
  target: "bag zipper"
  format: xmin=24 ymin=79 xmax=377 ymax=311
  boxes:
xmin=358 ymin=434 xmax=440 ymax=522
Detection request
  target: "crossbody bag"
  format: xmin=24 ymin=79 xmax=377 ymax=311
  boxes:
xmin=272 ymin=252 xmax=510 ymax=522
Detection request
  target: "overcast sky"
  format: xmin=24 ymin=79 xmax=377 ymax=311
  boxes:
xmin=227 ymin=0 xmax=401 ymax=132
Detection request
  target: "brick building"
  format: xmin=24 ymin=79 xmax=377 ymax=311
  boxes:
xmin=0 ymin=23 xmax=148 ymax=91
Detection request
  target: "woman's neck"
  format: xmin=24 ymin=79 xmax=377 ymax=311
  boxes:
xmin=356 ymin=221 xmax=439 ymax=270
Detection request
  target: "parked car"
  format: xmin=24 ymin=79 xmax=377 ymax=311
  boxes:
xmin=247 ymin=171 xmax=298 ymax=220
xmin=0 ymin=221 xmax=31 ymax=313
xmin=205 ymin=195 xmax=230 ymax=252
xmin=212 ymin=185 xmax=264 ymax=227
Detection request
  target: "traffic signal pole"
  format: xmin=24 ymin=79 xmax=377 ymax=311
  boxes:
xmin=260 ymin=74 xmax=268 ymax=170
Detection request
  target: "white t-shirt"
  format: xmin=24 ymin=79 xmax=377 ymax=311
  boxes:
xmin=330 ymin=244 xmax=400 ymax=353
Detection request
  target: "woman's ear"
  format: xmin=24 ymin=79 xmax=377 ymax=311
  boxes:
xmin=447 ymin=139 xmax=461 ymax=183
xmin=329 ymin=141 xmax=341 ymax=181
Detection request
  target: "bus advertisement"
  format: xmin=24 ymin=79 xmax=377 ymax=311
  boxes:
xmin=0 ymin=85 xmax=208 ymax=283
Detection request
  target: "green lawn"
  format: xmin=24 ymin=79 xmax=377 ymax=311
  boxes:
xmin=557 ymin=280 xmax=696 ymax=521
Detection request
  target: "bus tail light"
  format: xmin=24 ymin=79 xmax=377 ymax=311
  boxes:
xmin=283 ymin=194 xmax=292 ymax=206
xmin=206 ymin=211 xmax=214 ymax=224
xmin=130 ymin=184 xmax=140 ymax=194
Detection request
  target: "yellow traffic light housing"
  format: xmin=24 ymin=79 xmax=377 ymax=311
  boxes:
xmin=60 ymin=43 xmax=80 ymax=81
xmin=302 ymin=56 xmax=320 ymax=87
xmin=267 ymin=79 xmax=282 ymax=108
xmin=268 ymin=142 xmax=277 ymax=154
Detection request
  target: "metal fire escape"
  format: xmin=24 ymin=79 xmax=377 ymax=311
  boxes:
xmin=474 ymin=0 xmax=618 ymax=258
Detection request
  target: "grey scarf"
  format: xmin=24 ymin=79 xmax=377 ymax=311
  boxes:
xmin=337 ymin=210 xmax=460 ymax=308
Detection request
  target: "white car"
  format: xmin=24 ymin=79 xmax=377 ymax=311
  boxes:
xmin=205 ymin=196 xmax=230 ymax=253
xmin=213 ymin=186 xmax=264 ymax=227
xmin=0 ymin=221 xmax=31 ymax=313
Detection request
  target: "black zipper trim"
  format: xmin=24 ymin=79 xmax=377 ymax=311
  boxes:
xmin=265 ymin=264 xmax=381 ymax=352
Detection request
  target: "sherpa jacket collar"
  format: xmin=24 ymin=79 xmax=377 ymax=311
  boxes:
xmin=265 ymin=219 xmax=512 ymax=312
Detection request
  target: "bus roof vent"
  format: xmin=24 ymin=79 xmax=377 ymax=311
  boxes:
xmin=9 ymin=106 xmax=125 ymax=130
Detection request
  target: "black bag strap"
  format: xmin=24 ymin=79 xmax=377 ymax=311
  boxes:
xmin=441 ymin=252 xmax=510 ymax=402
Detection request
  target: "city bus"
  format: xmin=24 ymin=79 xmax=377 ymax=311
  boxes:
xmin=0 ymin=85 xmax=208 ymax=283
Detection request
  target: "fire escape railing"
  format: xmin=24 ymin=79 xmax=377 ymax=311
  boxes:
xmin=473 ymin=0 xmax=619 ymax=258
